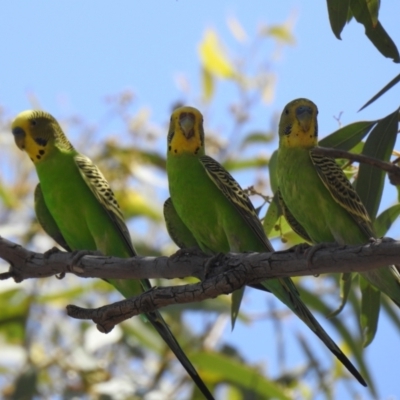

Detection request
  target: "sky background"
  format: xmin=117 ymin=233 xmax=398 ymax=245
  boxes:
xmin=1 ymin=1 xmax=400 ymax=399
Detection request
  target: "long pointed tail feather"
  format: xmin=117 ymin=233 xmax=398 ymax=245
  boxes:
xmin=264 ymin=277 xmax=367 ymax=387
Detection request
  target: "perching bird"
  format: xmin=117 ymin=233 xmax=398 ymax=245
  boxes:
xmin=11 ymin=110 xmax=215 ymax=400
xmin=276 ymin=98 xmax=400 ymax=346
xmin=166 ymin=106 xmax=366 ymax=386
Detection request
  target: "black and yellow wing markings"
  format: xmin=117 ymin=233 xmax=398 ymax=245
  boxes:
xmin=309 ymin=149 xmax=374 ymax=239
xmin=199 ymin=155 xmax=273 ymax=251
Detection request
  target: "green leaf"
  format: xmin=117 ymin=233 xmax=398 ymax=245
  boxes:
xmin=326 ymin=0 xmax=350 ymax=39
xmin=366 ymin=0 xmax=380 ymax=26
xmin=201 ymin=67 xmax=214 ymax=102
xmin=239 ymin=131 xmax=275 ymax=149
xmin=260 ymin=25 xmax=296 ymax=45
xmin=168 ymin=297 xmax=251 ymax=323
xmin=0 ymin=179 xmax=17 ymax=208
xmin=263 ymin=193 xmax=281 ymax=237
xmin=355 ymin=108 xmax=399 ymax=220
xmin=319 ymin=121 xmax=376 ymax=150
xmin=116 ymin=190 xmax=162 ymax=221
xmin=347 ymin=5 xmax=354 ymax=22
xmin=0 ymin=288 xmax=31 ymax=343
xmin=349 ymin=140 xmax=365 ymax=154
xmin=363 ymin=21 xmax=400 ymax=62
xmin=359 ymin=276 xmax=380 ymax=347
xmin=359 ymin=73 xmax=400 ymax=111
xmin=191 ymin=352 xmax=292 ymax=400
xmin=223 ymin=156 xmax=269 ymax=171
xmin=299 ymin=285 xmax=375 ymax=392
xmin=104 ymin=143 xmax=167 ymax=170
xmin=328 ymin=272 xmax=354 ymax=317
xmin=199 ymin=28 xmax=236 ymax=79
xmin=350 ymin=0 xmax=400 ymax=62
xmin=374 ymin=204 xmax=400 ymax=237
xmin=381 ymin=294 xmax=400 ymax=331
xmin=268 ymin=149 xmax=279 ymax=193
xmin=10 ymin=365 xmax=38 ymax=400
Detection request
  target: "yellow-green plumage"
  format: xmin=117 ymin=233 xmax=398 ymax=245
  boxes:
xmin=276 ymin=98 xmax=400 ymax=346
xmin=166 ymin=106 xmax=366 ymax=386
xmin=12 ymin=110 xmax=214 ymax=400
xmin=164 ymin=197 xmax=200 ymax=249
xmin=34 ymin=183 xmax=71 ymax=251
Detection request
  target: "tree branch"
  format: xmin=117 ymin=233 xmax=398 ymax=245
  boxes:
xmin=313 ymin=147 xmax=400 ymax=185
xmin=1 ymin=235 xmax=400 ymax=333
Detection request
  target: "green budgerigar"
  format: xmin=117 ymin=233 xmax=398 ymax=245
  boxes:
xmin=276 ymin=98 xmax=400 ymax=345
xmin=12 ymin=110 xmax=214 ymax=400
xmin=165 ymin=106 xmax=367 ymax=386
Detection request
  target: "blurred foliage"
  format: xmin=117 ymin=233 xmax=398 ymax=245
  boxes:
xmin=326 ymin=0 xmax=400 ymax=112
xmin=326 ymin=0 xmax=399 ymax=63
xmin=0 ymin=8 xmax=399 ymax=400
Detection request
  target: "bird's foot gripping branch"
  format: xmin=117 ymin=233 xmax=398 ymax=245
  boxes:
xmin=1 ymin=235 xmax=400 ymax=332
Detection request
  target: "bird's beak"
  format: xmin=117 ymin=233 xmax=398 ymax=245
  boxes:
xmin=12 ymin=126 xmax=27 ymax=150
xmin=179 ymin=112 xmax=195 ymax=139
xmin=295 ymin=105 xmax=313 ymax=132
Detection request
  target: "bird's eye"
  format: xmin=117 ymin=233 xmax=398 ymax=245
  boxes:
xmin=285 ymin=109 xmax=289 ymax=115
xmin=30 ymin=120 xmax=37 ymax=126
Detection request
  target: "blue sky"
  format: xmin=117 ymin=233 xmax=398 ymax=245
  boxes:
xmin=1 ymin=1 xmax=400 ymax=398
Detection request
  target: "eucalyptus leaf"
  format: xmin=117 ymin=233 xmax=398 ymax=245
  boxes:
xmin=263 ymin=192 xmax=281 ymax=237
xmin=355 ymin=108 xmax=399 ymax=220
xmin=328 ymin=272 xmax=354 ymax=318
xmin=190 ymin=352 xmax=291 ymax=400
xmin=359 ymin=276 xmax=380 ymax=347
xmin=319 ymin=121 xmax=376 ymax=150
xmin=350 ymin=0 xmax=399 ymax=62
xmin=359 ymin=73 xmax=400 ymax=111
xmin=268 ymin=149 xmax=279 ymax=193
xmin=223 ymin=156 xmax=269 ymax=171
xmin=374 ymin=204 xmax=400 ymax=237
xmin=299 ymin=286 xmax=375 ymax=392
xmin=326 ymin=0 xmax=350 ymax=39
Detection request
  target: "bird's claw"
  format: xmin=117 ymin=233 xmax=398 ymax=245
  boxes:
xmin=276 ymin=242 xmax=312 ymax=256
xmin=170 ymin=247 xmax=203 ymax=261
xmin=305 ymin=242 xmax=338 ymax=270
xmin=43 ymin=246 xmax=61 ymax=258
xmin=68 ymin=249 xmax=103 ymax=274
xmin=43 ymin=247 xmax=65 ymax=279
xmin=204 ymin=252 xmax=225 ymax=278
xmin=370 ymin=236 xmax=395 ymax=245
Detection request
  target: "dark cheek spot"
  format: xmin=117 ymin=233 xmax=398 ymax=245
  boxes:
xmin=174 ymin=149 xmax=177 ymax=153
xmin=39 ymin=150 xmax=45 ymax=155
xmin=36 ymin=155 xmax=41 ymax=160
xmin=284 ymin=125 xmax=291 ymax=135
xmin=34 ymin=138 xmax=48 ymax=146
xmin=168 ymin=145 xmax=171 ymax=151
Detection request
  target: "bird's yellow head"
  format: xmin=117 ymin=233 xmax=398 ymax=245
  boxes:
xmin=11 ymin=110 xmax=74 ymax=164
xmin=167 ymin=106 xmax=205 ymax=156
xmin=278 ymin=98 xmax=318 ymax=149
